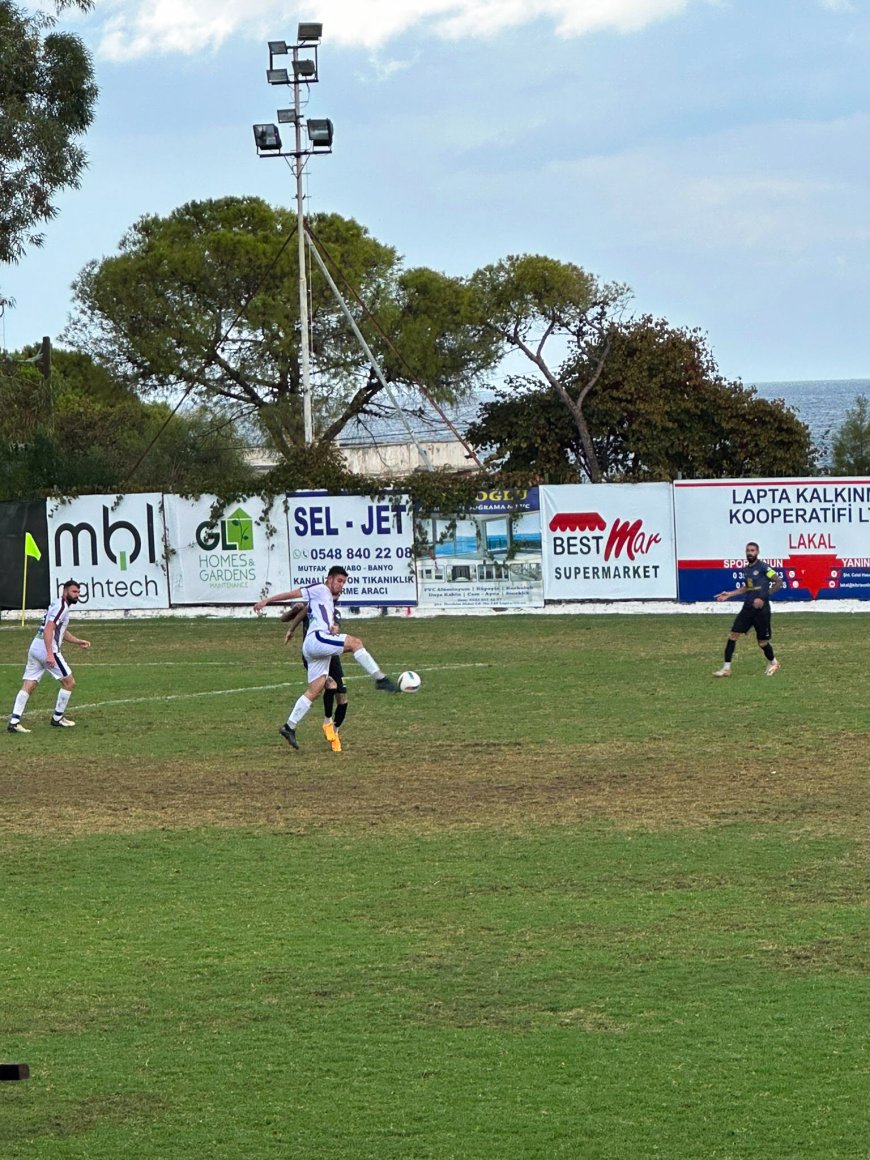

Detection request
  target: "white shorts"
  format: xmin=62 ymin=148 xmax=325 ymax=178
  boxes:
xmin=22 ymin=639 xmax=71 ymax=683
xmin=302 ymin=631 xmax=347 ymax=683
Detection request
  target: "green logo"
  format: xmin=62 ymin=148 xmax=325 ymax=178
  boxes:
xmin=223 ymin=508 xmax=254 ymax=551
xmin=195 ymin=506 xmax=255 ymax=552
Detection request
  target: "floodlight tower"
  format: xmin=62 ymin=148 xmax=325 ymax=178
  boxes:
xmin=253 ymin=23 xmax=333 ymax=445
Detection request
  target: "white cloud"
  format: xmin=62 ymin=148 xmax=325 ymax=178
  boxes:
xmin=363 ymin=51 xmax=421 ymax=83
xmin=94 ymin=0 xmax=701 ymax=61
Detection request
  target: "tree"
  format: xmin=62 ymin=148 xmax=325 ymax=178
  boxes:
xmin=831 ymin=395 xmax=870 ymax=475
xmin=0 ymin=0 xmax=97 ymax=274
xmin=64 ymin=198 xmax=499 ymax=463
xmin=467 ymin=316 xmax=815 ymax=482
xmin=0 ymin=347 xmax=251 ymax=499
xmin=469 ymin=254 xmax=630 ymax=482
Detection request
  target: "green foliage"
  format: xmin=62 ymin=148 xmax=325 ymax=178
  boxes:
xmin=371 ymin=265 xmax=497 ymax=402
xmin=469 ymin=317 xmax=815 ymax=481
xmin=209 ymin=449 xmax=537 ymax=559
xmin=466 ymin=381 xmax=582 ymax=481
xmin=0 ymin=347 xmax=251 ymax=499
xmin=0 ymin=0 xmax=97 ymax=269
xmin=470 ymin=253 xmax=625 ymax=339
xmin=64 ymin=199 xmax=497 ymax=460
xmin=831 ymin=394 xmax=870 ymax=474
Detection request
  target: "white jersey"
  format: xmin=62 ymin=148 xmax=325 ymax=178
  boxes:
xmin=34 ymin=596 xmax=73 ymax=651
xmin=301 ymin=583 xmax=338 ymax=636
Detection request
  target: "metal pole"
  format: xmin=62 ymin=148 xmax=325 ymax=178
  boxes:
xmin=306 ymin=231 xmax=434 ymax=470
xmin=293 ymin=47 xmax=314 ymax=444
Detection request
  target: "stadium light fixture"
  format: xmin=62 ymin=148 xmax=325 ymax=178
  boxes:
xmin=292 ymin=58 xmax=317 ymax=79
xmin=277 ymin=108 xmax=298 ymax=124
xmin=306 ymin=118 xmax=333 ymax=149
xmin=252 ymin=123 xmax=282 ymax=151
xmin=266 ymin=68 xmax=289 ymax=85
xmin=268 ymin=40 xmax=289 ymax=56
xmin=297 ymin=22 xmax=322 ymax=42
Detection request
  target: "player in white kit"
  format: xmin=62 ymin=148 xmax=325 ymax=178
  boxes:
xmin=253 ymin=566 xmax=397 ymax=750
xmin=7 ymin=579 xmax=91 ymax=733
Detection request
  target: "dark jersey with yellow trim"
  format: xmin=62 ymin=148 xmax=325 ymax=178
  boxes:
xmin=740 ymin=559 xmax=779 ymax=604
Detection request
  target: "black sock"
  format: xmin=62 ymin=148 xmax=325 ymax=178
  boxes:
xmin=762 ymin=643 xmax=775 ymax=662
xmin=323 ymin=689 xmax=335 ymax=718
xmin=725 ymin=639 xmax=736 ymax=662
xmin=334 ymin=702 xmax=347 ymax=730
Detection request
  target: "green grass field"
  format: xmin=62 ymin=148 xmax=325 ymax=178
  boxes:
xmin=1 ymin=611 xmax=868 ymax=1159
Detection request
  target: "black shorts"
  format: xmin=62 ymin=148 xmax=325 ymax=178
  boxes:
xmin=328 ymin=655 xmax=346 ymax=694
xmin=730 ymin=601 xmax=772 ymax=641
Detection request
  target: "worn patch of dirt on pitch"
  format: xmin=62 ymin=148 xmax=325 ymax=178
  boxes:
xmin=2 ymin=733 xmax=868 ymax=841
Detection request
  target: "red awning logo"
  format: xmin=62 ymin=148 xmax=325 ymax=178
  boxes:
xmin=548 ymin=512 xmax=606 ymax=533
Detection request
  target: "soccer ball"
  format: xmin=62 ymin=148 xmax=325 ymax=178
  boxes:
xmin=397 ymin=670 xmax=421 ymax=693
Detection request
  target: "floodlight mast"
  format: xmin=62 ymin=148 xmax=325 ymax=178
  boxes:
xmin=291 ymin=42 xmax=313 ymax=445
xmin=257 ymin=26 xmax=328 ymax=445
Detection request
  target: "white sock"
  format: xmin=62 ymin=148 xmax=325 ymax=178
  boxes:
xmin=53 ymin=688 xmax=71 ymax=719
xmin=11 ymin=690 xmax=30 ymax=722
xmin=353 ymin=648 xmax=382 ymax=677
xmin=288 ymin=695 xmax=313 ymax=728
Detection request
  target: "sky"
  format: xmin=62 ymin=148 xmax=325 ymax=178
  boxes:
xmin=1 ymin=0 xmax=869 ymax=384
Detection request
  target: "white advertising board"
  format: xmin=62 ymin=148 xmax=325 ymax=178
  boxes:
xmin=164 ymin=495 xmax=293 ymax=604
xmin=416 ymin=486 xmax=544 ymax=608
xmin=287 ymin=493 xmax=417 ymax=606
xmin=674 ymin=477 xmax=870 ymax=601
xmin=541 ymin=483 xmax=677 ymax=601
xmin=47 ymin=493 xmax=169 ymax=609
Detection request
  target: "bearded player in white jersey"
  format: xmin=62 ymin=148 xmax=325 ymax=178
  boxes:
xmin=253 ymin=565 xmax=398 ymax=750
xmin=7 ymin=579 xmax=91 ymax=733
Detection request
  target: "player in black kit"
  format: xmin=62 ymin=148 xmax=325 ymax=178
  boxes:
xmin=713 ymin=542 xmax=784 ymax=677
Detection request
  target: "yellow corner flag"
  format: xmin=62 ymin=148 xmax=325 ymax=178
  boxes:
xmin=22 ymin=533 xmax=42 ymax=625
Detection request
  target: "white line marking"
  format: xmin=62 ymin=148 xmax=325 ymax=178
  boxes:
xmin=2 ymin=682 xmax=295 ymax=718
xmin=0 ymin=661 xmax=243 ymax=667
xmin=0 ymin=662 xmax=489 ymax=719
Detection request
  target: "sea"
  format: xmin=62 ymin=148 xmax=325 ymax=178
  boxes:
xmin=346 ymin=378 xmax=870 ymax=465
xmin=750 ymin=379 xmax=870 ymax=466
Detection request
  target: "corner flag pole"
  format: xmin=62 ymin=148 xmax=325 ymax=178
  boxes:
xmin=22 ymin=533 xmax=42 ymax=626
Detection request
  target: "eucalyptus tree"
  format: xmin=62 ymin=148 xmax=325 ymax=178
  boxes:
xmin=469 ymin=254 xmax=630 ymax=482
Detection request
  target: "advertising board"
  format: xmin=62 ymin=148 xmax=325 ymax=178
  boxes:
xmin=541 ymin=484 xmax=677 ymax=600
xmin=164 ymin=495 xmax=292 ymax=604
xmin=46 ymin=493 xmax=169 ymax=609
xmin=416 ymin=486 xmax=543 ymax=608
xmin=287 ymin=493 xmax=417 ymax=606
xmin=674 ymin=478 xmax=870 ymax=601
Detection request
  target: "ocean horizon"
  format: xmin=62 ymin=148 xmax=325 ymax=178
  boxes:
xmin=344 ymin=377 xmax=870 ymax=457
xmin=751 ymin=378 xmax=869 ymax=462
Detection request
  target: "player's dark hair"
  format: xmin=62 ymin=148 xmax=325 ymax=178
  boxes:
xmin=745 ymin=542 xmax=759 ymax=552
xmin=327 ymin=566 xmax=348 ymax=579
xmin=61 ymin=578 xmax=81 ymax=588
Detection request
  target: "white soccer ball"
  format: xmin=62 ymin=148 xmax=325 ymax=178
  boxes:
xmin=397 ymin=670 xmax=421 ymax=693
